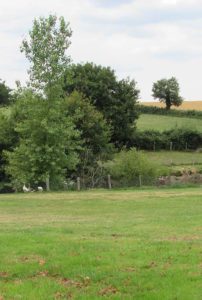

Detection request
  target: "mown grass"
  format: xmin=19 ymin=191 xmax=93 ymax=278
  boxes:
xmin=137 ymin=114 xmax=202 ymax=132
xmin=0 ymin=189 xmax=201 ymax=299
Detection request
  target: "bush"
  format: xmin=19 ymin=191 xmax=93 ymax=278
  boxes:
xmin=104 ymin=148 xmax=168 ymax=185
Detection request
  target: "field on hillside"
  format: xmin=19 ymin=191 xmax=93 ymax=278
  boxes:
xmin=141 ymin=101 xmax=202 ymax=111
xmin=0 ymin=190 xmax=201 ymax=299
xmin=144 ymin=151 xmax=202 ymax=166
xmin=137 ymin=114 xmax=202 ymax=132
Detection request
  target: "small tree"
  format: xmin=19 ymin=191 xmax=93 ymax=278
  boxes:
xmin=66 ymin=91 xmax=113 ymax=186
xmin=103 ymin=148 xmax=165 ymax=186
xmin=5 ymin=90 xmax=79 ymax=190
xmin=152 ymin=77 xmax=183 ymax=110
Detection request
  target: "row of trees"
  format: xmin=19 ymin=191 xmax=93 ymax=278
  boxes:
xmin=1 ymin=73 xmax=183 ymax=111
xmin=0 ymin=15 xmax=184 ymax=191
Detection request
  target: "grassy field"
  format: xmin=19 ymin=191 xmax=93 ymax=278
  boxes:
xmin=0 ymin=189 xmax=201 ymax=299
xmin=137 ymin=114 xmax=202 ymax=132
xmin=141 ymin=101 xmax=202 ymax=111
xmin=144 ymin=151 xmax=202 ymax=166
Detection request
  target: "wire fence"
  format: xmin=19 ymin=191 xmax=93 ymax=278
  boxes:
xmin=62 ymin=173 xmax=202 ymax=191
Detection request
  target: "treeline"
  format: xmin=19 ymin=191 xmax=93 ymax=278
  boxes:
xmin=137 ymin=104 xmax=202 ymax=119
xmin=0 ymin=15 xmax=201 ymax=193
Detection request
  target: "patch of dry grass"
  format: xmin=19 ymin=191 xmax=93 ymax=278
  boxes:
xmin=141 ymin=100 xmax=202 ymax=111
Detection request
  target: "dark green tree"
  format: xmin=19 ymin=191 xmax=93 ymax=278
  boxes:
xmin=152 ymin=77 xmax=183 ymax=110
xmin=66 ymin=91 xmax=112 ymax=155
xmin=65 ymin=91 xmax=113 ymax=187
xmin=64 ymin=62 xmax=140 ymax=147
xmin=0 ymin=80 xmax=11 ymax=106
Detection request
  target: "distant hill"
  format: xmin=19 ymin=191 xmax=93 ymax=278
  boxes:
xmin=140 ymin=101 xmax=202 ymax=111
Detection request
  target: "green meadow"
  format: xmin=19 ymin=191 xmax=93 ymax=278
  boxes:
xmin=0 ymin=189 xmax=201 ymax=299
xmin=137 ymin=114 xmax=202 ymax=132
xmin=143 ymin=151 xmax=202 ymax=166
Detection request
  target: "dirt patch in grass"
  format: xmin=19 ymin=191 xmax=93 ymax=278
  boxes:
xmin=162 ymin=235 xmax=201 ymax=242
xmin=98 ymin=285 xmax=118 ymax=296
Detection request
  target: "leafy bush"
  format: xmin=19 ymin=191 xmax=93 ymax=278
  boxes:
xmin=104 ymin=148 xmax=168 ymax=184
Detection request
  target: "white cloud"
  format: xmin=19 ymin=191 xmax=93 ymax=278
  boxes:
xmin=0 ymin=0 xmax=202 ymax=100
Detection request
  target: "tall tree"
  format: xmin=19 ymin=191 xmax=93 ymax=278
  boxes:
xmin=152 ymin=77 xmax=183 ymax=110
xmin=64 ymin=62 xmax=140 ymax=147
xmin=6 ymin=15 xmax=78 ymax=190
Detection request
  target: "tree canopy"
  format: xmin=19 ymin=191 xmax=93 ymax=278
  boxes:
xmin=64 ymin=62 xmax=140 ymax=146
xmin=5 ymin=90 xmax=79 ymax=190
xmin=152 ymin=77 xmax=183 ymax=110
xmin=21 ymin=14 xmax=72 ymax=98
xmin=0 ymin=80 xmax=11 ymax=106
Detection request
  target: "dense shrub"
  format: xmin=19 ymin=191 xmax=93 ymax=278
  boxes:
xmin=104 ymin=148 xmax=167 ymax=184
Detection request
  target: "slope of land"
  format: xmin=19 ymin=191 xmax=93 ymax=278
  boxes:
xmin=137 ymin=114 xmax=202 ymax=132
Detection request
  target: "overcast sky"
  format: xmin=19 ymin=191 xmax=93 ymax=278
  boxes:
xmin=0 ymin=0 xmax=202 ymax=101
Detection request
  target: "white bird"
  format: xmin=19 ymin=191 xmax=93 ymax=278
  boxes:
xmin=37 ymin=186 xmax=43 ymax=192
xmin=23 ymin=184 xmax=30 ymax=192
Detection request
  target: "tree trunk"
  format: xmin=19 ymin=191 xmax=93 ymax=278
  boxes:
xmin=166 ymin=98 xmax=171 ymax=110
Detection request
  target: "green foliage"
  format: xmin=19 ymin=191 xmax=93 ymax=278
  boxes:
xmin=21 ymin=14 xmax=72 ymax=97
xmin=137 ymin=104 xmax=202 ymax=119
xmin=66 ymin=91 xmax=112 ymax=155
xmin=65 ymin=91 xmax=114 ymax=187
xmin=0 ymin=109 xmax=18 ymax=192
xmin=5 ymin=90 xmax=79 ymax=190
xmin=0 ymin=80 xmax=11 ymax=106
xmin=132 ymin=128 xmax=202 ymax=151
xmin=3 ymin=15 xmax=79 ymax=191
xmin=64 ymin=62 xmax=140 ymax=146
xmin=152 ymin=77 xmax=183 ymax=110
xmin=104 ymin=148 xmax=163 ymax=183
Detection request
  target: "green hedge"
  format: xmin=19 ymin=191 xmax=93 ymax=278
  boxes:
xmin=137 ymin=104 xmax=202 ymax=119
xmin=131 ymin=128 xmax=202 ymax=151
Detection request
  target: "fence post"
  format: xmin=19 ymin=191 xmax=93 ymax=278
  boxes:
xmin=77 ymin=177 xmax=80 ymax=191
xmin=107 ymin=174 xmax=112 ymax=189
xmin=139 ymin=175 xmax=142 ymax=187
xmin=170 ymin=142 xmax=173 ymax=151
xmin=153 ymin=141 xmax=156 ymax=152
xmin=46 ymin=176 xmax=50 ymax=192
xmin=185 ymin=142 xmax=188 ymax=151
